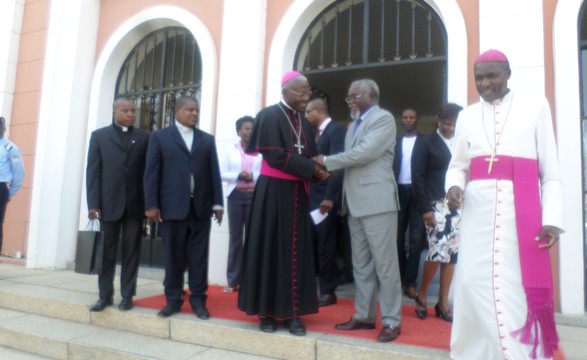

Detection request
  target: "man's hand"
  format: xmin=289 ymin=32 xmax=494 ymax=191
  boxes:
xmin=145 ymin=208 xmax=162 ymax=222
xmin=213 ymin=209 xmax=224 ymax=225
xmin=313 ymin=162 xmax=331 ymax=181
xmin=313 ymin=155 xmax=325 ymax=166
xmin=319 ymin=200 xmax=334 ymax=215
xmin=536 ymin=225 xmax=562 ymax=249
xmin=446 ymin=186 xmax=464 ymax=210
xmin=423 ymin=211 xmax=435 ymax=227
xmin=88 ymin=208 xmax=101 ymax=220
xmin=238 ymin=171 xmax=253 ymax=182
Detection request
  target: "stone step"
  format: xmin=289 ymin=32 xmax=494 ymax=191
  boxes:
xmin=0 ymin=308 xmax=278 ymax=360
xmin=0 ymin=269 xmax=449 ymax=360
xmin=0 ymin=345 xmax=51 ymax=360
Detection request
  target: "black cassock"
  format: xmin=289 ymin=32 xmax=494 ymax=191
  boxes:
xmin=237 ymin=103 xmax=318 ymax=319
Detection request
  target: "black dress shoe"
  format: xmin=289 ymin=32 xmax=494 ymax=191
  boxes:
xmin=434 ymin=303 xmax=453 ymax=323
xmin=377 ymin=324 xmax=401 ymax=342
xmin=335 ymin=317 xmax=376 ymax=330
xmin=157 ymin=304 xmax=181 ymax=318
xmin=318 ymin=294 xmax=337 ymax=307
xmin=284 ymin=318 xmax=306 ymax=336
xmin=118 ymin=297 xmax=133 ymax=311
xmin=192 ymin=304 xmax=210 ymax=320
xmin=259 ymin=317 xmax=277 ymax=333
xmin=89 ymin=298 xmax=113 ymax=312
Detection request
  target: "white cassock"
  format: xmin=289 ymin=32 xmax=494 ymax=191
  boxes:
xmin=446 ymin=91 xmax=564 ymax=360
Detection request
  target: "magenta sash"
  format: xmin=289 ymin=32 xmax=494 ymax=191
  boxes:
xmin=470 ymin=155 xmax=558 ymax=359
xmin=260 ymin=158 xmax=300 ymax=180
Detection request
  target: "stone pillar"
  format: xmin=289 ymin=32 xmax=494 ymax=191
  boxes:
xmin=27 ymin=0 xmax=100 ymax=268
xmin=209 ymin=0 xmax=267 ymax=285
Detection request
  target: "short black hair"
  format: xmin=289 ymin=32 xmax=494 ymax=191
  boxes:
xmin=175 ymin=95 xmax=198 ymax=111
xmin=236 ymin=116 xmax=255 ymax=133
xmin=438 ymin=103 xmax=463 ymax=121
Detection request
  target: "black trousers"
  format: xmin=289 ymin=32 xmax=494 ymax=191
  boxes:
xmin=313 ymin=208 xmax=343 ymax=295
xmin=99 ymin=215 xmax=142 ymax=300
xmin=0 ymin=183 xmax=8 ymax=253
xmin=397 ymin=184 xmax=426 ymax=288
xmin=226 ymin=189 xmax=253 ymax=287
xmin=159 ymin=205 xmax=211 ymax=308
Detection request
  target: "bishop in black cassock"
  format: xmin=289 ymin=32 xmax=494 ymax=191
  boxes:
xmin=238 ymin=72 xmax=322 ymax=336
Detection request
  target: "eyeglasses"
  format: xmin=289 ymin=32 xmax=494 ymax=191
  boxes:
xmin=345 ymin=94 xmax=363 ymax=103
xmin=305 ymin=108 xmax=318 ymax=116
xmin=287 ymin=89 xmax=313 ymax=98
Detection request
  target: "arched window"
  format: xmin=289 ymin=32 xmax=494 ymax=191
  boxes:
xmin=116 ymin=26 xmax=202 ymax=131
xmin=293 ymin=0 xmax=447 ymax=130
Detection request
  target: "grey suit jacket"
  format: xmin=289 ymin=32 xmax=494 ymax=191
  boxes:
xmin=324 ymin=105 xmax=400 ymax=217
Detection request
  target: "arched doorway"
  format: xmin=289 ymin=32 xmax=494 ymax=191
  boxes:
xmin=116 ymin=26 xmax=202 ymax=131
xmin=294 ymin=0 xmax=447 ymax=131
xmin=114 ymin=26 xmax=203 ymax=267
xmin=578 ymin=1 xmax=587 ymax=310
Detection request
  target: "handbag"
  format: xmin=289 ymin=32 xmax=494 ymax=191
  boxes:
xmin=424 ymin=199 xmax=461 ymax=263
xmin=74 ymin=220 xmax=105 ymax=274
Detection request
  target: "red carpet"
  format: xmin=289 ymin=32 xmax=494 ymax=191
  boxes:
xmin=134 ymin=285 xmax=451 ymax=350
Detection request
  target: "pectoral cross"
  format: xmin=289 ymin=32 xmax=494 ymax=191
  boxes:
xmin=484 ymin=150 xmax=499 ymax=174
xmin=294 ymin=141 xmax=305 ymax=154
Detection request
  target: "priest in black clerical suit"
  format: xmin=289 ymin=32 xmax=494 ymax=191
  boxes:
xmin=86 ymin=96 xmax=149 ymax=312
xmin=238 ymin=71 xmax=328 ymax=336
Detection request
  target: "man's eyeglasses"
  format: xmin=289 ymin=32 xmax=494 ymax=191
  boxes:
xmin=305 ymin=108 xmax=318 ymax=116
xmin=345 ymin=94 xmax=363 ymax=103
xmin=288 ymin=89 xmax=313 ymax=98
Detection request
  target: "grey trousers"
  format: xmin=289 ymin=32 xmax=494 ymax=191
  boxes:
xmin=348 ymin=211 xmax=402 ymax=326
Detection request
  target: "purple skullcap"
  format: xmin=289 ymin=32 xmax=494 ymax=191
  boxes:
xmin=475 ymin=49 xmax=509 ymax=64
xmin=281 ymin=71 xmax=302 ymax=86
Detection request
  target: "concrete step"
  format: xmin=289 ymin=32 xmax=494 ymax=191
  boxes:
xmin=0 ymin=308 xmax=278 ymax=360
xmin=0 ymin=345 xmax=51 ymax=360
xmin=0 ymin=266 xmax=450 ymax=360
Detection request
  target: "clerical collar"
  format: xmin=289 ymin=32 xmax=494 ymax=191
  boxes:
xmin=114 ymin=123 xmax=131 ymax=132
xmin=488 ymin=89 xmax=512 ymax=105
xmin=175 ymin=120 xmax=194 ymax=134
xmin=280 ymin=99 xmax=296 ymax=113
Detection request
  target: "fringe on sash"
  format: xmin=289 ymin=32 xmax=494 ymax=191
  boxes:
xmin=511 ymin=287 xmax=559 ymax=359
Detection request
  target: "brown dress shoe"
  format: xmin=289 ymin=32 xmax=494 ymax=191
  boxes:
xmin=318 ymin=294 xmax=337 ymax=307
xmin=335 ymin=317 xmax=376 ymax=330
xmin=403 ymin=286 xmax=418 ymax=299
xmin=377 ymin=324 xmax=401 ymax=342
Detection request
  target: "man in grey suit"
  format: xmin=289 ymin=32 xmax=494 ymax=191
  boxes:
xmin=315 ymin=79 xmax=402 ymax=342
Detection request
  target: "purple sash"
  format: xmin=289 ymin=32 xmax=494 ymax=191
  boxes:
xmin=470 ymin=155 xmax=559 ymax=359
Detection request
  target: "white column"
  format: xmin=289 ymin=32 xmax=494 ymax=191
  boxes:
xmin=209 ymin=0 xmax=267 ymax=285
xmin=27 ymin=0 xmax=100 ymax=268
xmin=479 ymin=0 xmax=546 ymax=97
xmin=553 ymin=0 xmax=585 ymax=315
xmin=0 ymin=0 xmax=24 ymax=126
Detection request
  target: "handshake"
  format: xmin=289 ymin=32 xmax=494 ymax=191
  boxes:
xmin=312 ymin=155 xmax=331 ymax=181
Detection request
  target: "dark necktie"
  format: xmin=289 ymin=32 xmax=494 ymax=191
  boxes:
xmin=315 ymin=128 xmax=321 ymax=143
xmin=352 ymin=118 xmax=363 ymax=136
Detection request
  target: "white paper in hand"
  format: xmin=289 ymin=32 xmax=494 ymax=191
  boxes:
xmin=310 ymin=208 xmax=328 ymax=225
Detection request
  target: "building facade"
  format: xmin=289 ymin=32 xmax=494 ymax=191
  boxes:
xmin=0 ymin=0 xmax=584 ymax=316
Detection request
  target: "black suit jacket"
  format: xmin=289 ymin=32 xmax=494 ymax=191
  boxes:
xmin=86 ymin=125 xmax=149 ymax=221
xmin=393 ymin=132 xmax=425 ymax=184
xmin=411 ymin=131 xmax=452 ymax=214
xmin=309 ymin=120 xmax=346 ymax=209
xmin=143 ymin=124 xmax=223 ymax=220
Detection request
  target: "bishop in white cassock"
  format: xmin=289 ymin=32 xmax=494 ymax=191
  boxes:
xmin=446 ymin=50 xmax=564 ymax=360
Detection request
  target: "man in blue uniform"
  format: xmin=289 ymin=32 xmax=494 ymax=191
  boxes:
xmin=0 ymin=116 xmax=25 ymax=254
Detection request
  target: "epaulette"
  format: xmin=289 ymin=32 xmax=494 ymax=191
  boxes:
xmin=4 ymin=143 xmax=13 ymax=151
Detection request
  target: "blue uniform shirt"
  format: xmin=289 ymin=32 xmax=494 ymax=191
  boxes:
xmin=0 ymin=137 xmax=25 ymax=198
